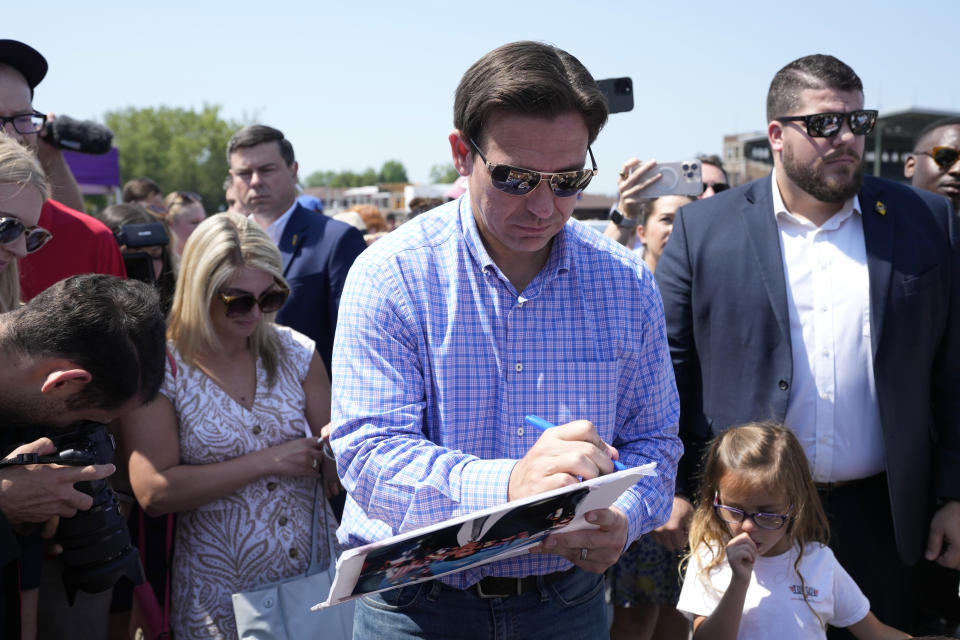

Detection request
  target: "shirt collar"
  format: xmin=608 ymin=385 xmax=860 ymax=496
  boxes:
xmin=251 ymin=199 xmax=299 ymax=245
xmin=770 ymin=168 xmax=861 ymax=230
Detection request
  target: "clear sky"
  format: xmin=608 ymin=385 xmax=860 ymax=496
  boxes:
xmin=14 ymin=0 xmax=959 ymax=197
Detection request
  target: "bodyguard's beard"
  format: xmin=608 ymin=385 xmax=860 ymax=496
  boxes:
xmin=783 ymin=147 xmax=865 ymax=204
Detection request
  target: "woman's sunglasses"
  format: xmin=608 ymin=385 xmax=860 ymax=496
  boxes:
xmin=917 ymin=146 xmax=960 ymax=170
xmin=469 ymin=138 xmax=597 ymax=197
xmin=0 ymin=216 xmax=52 ymax=253
xmin=776 ymin=109 xmax=878 ymax=138
xmin=217 ymin=286 xmax=289 ymax=318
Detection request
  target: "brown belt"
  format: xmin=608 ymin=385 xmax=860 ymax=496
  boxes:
xmin=467 ymin=567 xmax=576 ymax=599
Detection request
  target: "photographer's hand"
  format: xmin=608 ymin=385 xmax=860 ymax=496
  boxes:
xmin=0 ymin=436 xmax=115 ymax=526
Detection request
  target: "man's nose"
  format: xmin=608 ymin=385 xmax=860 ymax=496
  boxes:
xmin=526 ymin=179 xmax=556 ymax=219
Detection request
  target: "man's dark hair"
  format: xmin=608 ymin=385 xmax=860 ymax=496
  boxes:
xmin=7 ymin=275 xmax=166 ymax=411
xmin=122 ymin=177 xmax=163 ymax=204
xmin=697 ymin=154 xmax=728 ymax=181
xmin=913 ymin=116 xmax=960 ymax=150
xmin=227 ymin=125 xmax=295 ymax=166
xmin=454 ymin=41 xmax=608 ymax=147
xmin=766 ymin=54 xmax=863 ymax=123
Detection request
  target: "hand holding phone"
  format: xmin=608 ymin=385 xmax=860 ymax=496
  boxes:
xmin=631 ymin=161 xmax=702 ymax=198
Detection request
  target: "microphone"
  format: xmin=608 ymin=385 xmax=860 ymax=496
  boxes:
xmin=41 ymin=115 xmax=114 ymax=155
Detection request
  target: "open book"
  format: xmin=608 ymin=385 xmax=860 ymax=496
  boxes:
xmin=313 ymin=462 xmax=656 ymax=609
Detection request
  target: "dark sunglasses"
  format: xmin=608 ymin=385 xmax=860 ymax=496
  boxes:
xmin=169 ymin=190 xmax=202 ymax=204
xmin=469 ymin=138 xmax=597 ymax=197
xmin=703 ymin=182 xmax=729 ymax=194
xmin=0 ymin=216 xmax=52 ymax=253
xmin=713 ymin=493 xmax=793 ymax=530
xmin=917 ymin=146 xmax=960 ymax=170
xmin=218 ymin=286 xmax=289 ymax=318
xmin=776 ymin=109 xmax=878 ymax=138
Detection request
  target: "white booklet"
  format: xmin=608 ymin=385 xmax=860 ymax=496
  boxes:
xmin=313 ymin=462 xmax=656 ymax=609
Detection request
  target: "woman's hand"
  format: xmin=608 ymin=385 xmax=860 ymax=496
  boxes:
xmin=318 ymin=424 xmax=343 ymax=497
xmin=260 ymin=437 xmax=325 ymax=477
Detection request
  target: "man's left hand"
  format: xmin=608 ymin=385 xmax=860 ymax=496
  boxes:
xmin=532 ymin=506 xmax=628 ymax=573
xmin=925 ymin=499 xmax=960 ymax=569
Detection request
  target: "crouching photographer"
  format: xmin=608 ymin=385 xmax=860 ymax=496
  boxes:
xmin=100 ymin=203 xmax=176 ymax=314
xmin=0 ymin=274 xmax=166 ymax=636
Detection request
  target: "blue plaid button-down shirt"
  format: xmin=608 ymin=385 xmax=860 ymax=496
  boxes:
xmin=331 ymin=195 xmax=681 ymax=589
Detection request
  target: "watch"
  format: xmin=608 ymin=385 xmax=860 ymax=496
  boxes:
xmin=608 ymin=208 xmax=639 ymax=229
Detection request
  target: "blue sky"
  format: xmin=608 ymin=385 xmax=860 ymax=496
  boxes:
xmin=16 ymin=0 xmax=958 ymax=196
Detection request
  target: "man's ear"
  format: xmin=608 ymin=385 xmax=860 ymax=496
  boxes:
xmin=40 ymin=368 xmax=92 ymax=395
xmin=449 ymin=131 xmax=473 ymax=176
xmin=903 ymin=154 xmax=916 ymax=179
xmin=290 ymin=160 xmax=299 ymax=182
xmin=768 ymin=120 xmax=785 ymax=154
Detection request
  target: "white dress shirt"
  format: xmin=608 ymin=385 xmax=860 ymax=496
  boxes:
xmin=772 ymin=170 xmax=884 ymax=482
xmin=250 ymin=199 xmax=298 ymax=246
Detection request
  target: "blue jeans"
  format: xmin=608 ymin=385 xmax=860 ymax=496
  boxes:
xmin=353 ymin=568 xmax=609 ymax=640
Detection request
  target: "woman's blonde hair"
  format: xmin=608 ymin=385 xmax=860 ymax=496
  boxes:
xmin=0 ymin=136 xmax=49 ymax=312
xmin=167 ymin=212 xmax=287 ymax=382
xmin=685 ymin=422 xmax=829 ymax=621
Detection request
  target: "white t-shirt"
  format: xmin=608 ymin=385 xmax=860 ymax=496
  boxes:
xmin=677 ymin=542 xmax=869 ymax=639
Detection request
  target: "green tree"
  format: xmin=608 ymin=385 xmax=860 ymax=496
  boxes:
xmin=104 ymin=105 xmax=240 ymax=212
xmin=378 ymin=160 xmax=408 ymax=183
xmin=430 ymin=163 xmax=460 ymax=183
xmin=305 ymin=170 xmax=336 ymax=188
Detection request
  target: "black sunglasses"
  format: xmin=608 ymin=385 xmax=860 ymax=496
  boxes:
xmin=917 ymin=146 xmax=960 ymax=170
xmin=218 ymin=286 xmax=289 ymax=318
xmin=703 ymin=182 xmax=729 ymax=194
xmin=776 ymin=109 xmax=878 ymax=138
xmin=469 ymin=138 xmax=597 ymax=197
xmin=0 ymin=216 xmax=52 ymax=253
xmin=713 ymin=493 xmax=794 ymax=531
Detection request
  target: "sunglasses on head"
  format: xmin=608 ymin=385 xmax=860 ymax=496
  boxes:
xmin=218 ymin=286 xmax=289 ymax=318
xmin=776 ymin=109 xmax=878 ymax=138
xmin=469 ymin=138 xmax=597 ymax=197
xmin=917 ymin=146 xmax=960 ymax=170
xmin=0 ymin=216 xmax=52 ymax=253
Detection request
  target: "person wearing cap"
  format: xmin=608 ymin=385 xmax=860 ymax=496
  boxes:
xmin=0 ymin=39 xmax=126 ymax=301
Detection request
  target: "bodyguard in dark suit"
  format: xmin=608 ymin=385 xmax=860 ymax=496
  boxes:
xmin=227 ymin=125 xmax=366 ymax=376
xmin=656 ymin=54 xmax=960 ymax=637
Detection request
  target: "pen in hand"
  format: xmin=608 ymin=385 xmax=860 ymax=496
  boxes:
xmin=524 ymin=415 xmax=627 ymax=471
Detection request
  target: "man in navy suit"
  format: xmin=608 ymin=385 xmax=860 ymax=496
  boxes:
xmin=656 ymin=54 xmax=960 ymax=637
xmin=227 ymin=125 xmax=366 ymax=377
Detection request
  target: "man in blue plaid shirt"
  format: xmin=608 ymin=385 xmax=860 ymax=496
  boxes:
xmin=331 ymin=40 xmax=681 ymax=639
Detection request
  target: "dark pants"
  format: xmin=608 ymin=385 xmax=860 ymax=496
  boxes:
xmin=820 ymin=473 xmax=920 ymax=639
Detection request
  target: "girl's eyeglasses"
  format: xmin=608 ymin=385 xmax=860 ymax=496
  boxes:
xmin=217 ymin=287 xmax=289 ymax=318
xmin=713 ymin=493 xmax=793 ymax=530
xmin=0 ymin=216 xmax=53 ymax=253
xmin=469 ymin=138 xmax=597 ymax=198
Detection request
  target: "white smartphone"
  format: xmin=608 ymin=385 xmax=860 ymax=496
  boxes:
xmin=635 ymin=161 xmax=703 ymax=197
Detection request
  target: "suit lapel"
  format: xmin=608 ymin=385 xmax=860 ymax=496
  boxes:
xmin=278 ymin=205 xmax=309 ymax=276
xmin=860 ymin=178 xmax=893 ymax=355
xmin=741 ymin=175 xmax=791 ymax=344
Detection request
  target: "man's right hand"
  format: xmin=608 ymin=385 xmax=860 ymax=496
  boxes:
xmin=0 ymin=437 xmax=115 ymax=527
xmin=507 ymin=420 xmax=619 ymax=501
xmin=649 ymin=495 xmax=694 ymax=551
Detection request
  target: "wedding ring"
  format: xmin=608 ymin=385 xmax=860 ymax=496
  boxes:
xmin=618 ymin=170 xmax=628 ymax=179
xmin=580 ymin=547 xmax=588 ymax=561
xmin=311 ymin=458 xmax=319 ymax=472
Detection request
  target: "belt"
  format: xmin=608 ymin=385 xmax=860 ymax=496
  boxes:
xmin=815 ymin=472 xmax=885 ymax=493
xmin=467 ymin=567 xmax=576 ymax=599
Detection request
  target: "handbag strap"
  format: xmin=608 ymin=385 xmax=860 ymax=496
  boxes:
xmin=307 ymin=481 xmax=338 ymax=574
xmin=137 ymin=508 xmax=174 ymax=633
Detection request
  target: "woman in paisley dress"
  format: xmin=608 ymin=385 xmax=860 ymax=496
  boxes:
xmin=120 ymin=212 xmax=340 ymax=639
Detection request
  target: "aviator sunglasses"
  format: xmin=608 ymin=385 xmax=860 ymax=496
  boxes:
xmin=217 ymin=286 xmax=289 ymax=317
xmin=0 ymin=216 xmax=52 ymax=253
xmin=776 ymin=109 xmax=878 ymax=138
xmin=916 ymin=146 xmax=960 ymax=170
xmin=713 ymin=493 xmax=794 ymax=530
xmin=469 ymin=138 xmax=597 ymax=197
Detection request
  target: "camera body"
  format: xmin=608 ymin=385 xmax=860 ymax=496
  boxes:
xmin=113 ymin=222 xmax=169 ymax=284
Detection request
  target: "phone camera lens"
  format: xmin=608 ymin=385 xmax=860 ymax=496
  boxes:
xmin=691 ymin=163 xmax=699 ymax=170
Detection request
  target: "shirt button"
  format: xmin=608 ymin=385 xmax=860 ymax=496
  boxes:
xmin=517 ymin=426 xmax=525 ymax=436
xmin=252 ymin=425 xmax=262 ymax=435
xmin=820 ymin=305 xmax=828 ymax=313
xmin=778 ymin=380 xmax=789 ymax=391
xmin=266 ymin=482 xmax=278 ymax=491
xmin=289 ymin=548 xmax=299 ymax=559
xmin=821 ymin=349 xmax=829 ymax=357
xmin=279 ymin=516 xmax=288 ymax=526
xmin=515 ymin=363 xmax=523 ymax=372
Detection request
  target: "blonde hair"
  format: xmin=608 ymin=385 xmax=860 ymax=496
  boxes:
xmin=0 ymin=136 xmax=49 ymax=311
xmin=167 ymin=212 xmax=287 ymax=382
xmin=164 ymin=191 xmax=202 ymax=223
xmin=685 ymin=422 xmax=829 ymax=622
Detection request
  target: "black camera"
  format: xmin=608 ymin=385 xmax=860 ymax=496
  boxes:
xmin=113 ymin=222 xmax=169 ymax=285
xmin=23 ymin=422 xmax=143 ymax=602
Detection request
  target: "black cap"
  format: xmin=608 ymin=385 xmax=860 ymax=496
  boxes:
xmin=0 ymin=40 xmax=48 ymax=90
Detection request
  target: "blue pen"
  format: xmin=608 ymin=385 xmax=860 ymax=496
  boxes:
xmin=524 ymin=415 xmax=627 ymax=471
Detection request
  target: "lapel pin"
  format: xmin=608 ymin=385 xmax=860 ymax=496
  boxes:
xmin=291 ymin=233 xmax=298 ymax=246
xmin=875 ymin=200 xmax=886 ymax=216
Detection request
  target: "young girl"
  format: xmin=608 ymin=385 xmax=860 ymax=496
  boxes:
xmin=676 ymin=422 xmax=910 ymax=639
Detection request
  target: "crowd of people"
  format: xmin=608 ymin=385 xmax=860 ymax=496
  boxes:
xmin=0 ymin=35 xmax=959 ymax=640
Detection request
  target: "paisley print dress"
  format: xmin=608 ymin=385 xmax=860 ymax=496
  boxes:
xmin=162 ymin=325 xmax=337 ymax=639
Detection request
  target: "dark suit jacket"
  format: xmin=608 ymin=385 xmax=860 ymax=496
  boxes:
xmin=274 ymin=204 xmax=366 ymax=377
xmin=655 ymin=174 xmax=960 ymax=564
